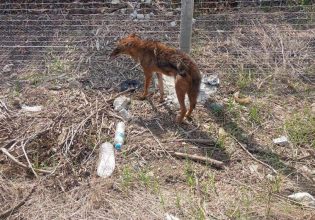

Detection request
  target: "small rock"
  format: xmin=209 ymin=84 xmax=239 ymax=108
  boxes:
xmin=111 ymin=0 xmax=120 ymax=4
xmin=273 ymin=136 xmax=289 ymax=145
xmin=2 ymin=64 xmax=13 ymax=73
xmin=21 ymin=104 xmax=42 ymax=112
xmin=170 ymin=21 xmax=176 ymax=27
xmin=136 ymin=14 xmax=145 ymax=19
xmin=288 ymin=192 xmax=315 ymax=206
xmin=144 ymin=14 xmax=150 ymax=20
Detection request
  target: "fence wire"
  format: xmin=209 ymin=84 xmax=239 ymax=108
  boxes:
xmin=0 ymin=0 xmax=314 ymax=82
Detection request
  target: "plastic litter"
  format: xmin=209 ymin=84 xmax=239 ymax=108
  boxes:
xmin=273 ymin=136 xmax=289 ymax=145
xmin=21 ymin=104 xmax=42 ymax=112
xmin=97 ymin=142 xmax=115 ymax=178
xmin=113 ymin=96 xmax=130 ymax=111
xmin=288 ymin=192 xmax=315 ymax=206
xmin=114 ymin=122 xmax=125 ymax=150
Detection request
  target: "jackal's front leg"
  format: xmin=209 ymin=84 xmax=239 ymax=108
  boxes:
xmin=139 ymin=69 xmax=153 ymax=100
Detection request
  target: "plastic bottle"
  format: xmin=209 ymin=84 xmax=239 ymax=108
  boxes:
xmin=97 ymin=142 xmax=115 ymax=178
xmin=114 ymin=122 xmax=125 ymax=150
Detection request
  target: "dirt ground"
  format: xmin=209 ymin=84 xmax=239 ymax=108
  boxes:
xmin=0 ymin=1 xmax=315 ymax=220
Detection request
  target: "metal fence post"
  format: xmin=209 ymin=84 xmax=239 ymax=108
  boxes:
xmin=180 ymin=0 xmax=194 ymax=54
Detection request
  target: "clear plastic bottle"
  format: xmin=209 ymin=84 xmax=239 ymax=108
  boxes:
xmin=97 ymin=142 xmax=115 ymax=178
xmin=114 ymin=122 xmax=125 ymax=150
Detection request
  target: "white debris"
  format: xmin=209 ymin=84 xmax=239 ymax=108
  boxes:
xmin=2 ymin=64 xmax=13 ymax=73
xmin=136 ymin=14 xmax=145 ymax=19
xmin=21 ymin=105 xmax=42 ymax=112
xmin=266 ymin=174 xmax=276 ymax=182
xmin=249 ymin=164 xmax=259 ymax=174
xmin=130 ymin=10 xmax=137 ymax=18
xmin=97 ymin=142 xmax=115 ymax=178
xmin=149 ymin=12 xmax=154 ymax=16
xmin=111 ymin=0 xmax=120 ymax=4
xmin=170 ymin=21 xmax=176 ymax=27
xmin=113 ymin=96 xmax=130 ymax=111
xmin=144 ymin=14 xmax=150 ymax=20
xmin=288 ymin=192 xmax=315 ymax=206
xmin=273 ymin=136 xmax=289 ymax=145
xmin=165 ymin=213 xmax=180 ymax=220
xmin=118 ymin=108 xmax=132 ymax=121
xmin=192 ymin=18 xmax=196 ymax=24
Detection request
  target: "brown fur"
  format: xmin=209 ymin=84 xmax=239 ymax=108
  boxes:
xmin=110 ymin=33 xmax=201 ymax=123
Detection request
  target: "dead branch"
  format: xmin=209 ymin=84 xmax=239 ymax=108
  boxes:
xmin=169 ymin=138 xmax=216 ymax=145
xmin=0 ymin=148 xmax=52 ymax=174
xmin=21 ymin=141 xmax=38 ymax=178
xmin=169 ymin=151 xmax=224 ymax=169
xmin=0 ymin=184 xmax=36 ymax=219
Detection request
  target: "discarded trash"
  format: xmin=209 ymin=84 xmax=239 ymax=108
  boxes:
xmin=97 ymin=142 xmax=115 ymax=178
xmin=2 ymin=64 xmax=13 ymax=73
xmin=136 ymin=14 xmax=145 ymax=20
xmin=118 ymin=79 xmax=141 ymax=92
xmin=21 ymin=104 xmax=42 ymax=112
xmin=114 ymin=122 xmax=125 ymax=150
xmin=203 ymin=75 xmax=220 ymax=86
xmin=118 ymin=108 xmax=132 ymax=121
xmin=170 ymin=21 xmax=176 ymax=27
xmin=165 ymin=213 xmax=180 ymax=220
xmin=288 ymin=192 xmax=315 ymax=206
xmin=113 ymin=96 xmax=131 ymax=111
xmin=273 ymin=136 xmax=289 ymax=145
xmin=233 ymin=91 xmax=252 ymax=105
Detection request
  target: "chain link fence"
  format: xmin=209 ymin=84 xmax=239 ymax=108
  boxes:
xmin=0 ymin=0 xmax=314 ymax=89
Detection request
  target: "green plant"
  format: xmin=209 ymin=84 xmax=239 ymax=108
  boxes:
xmin=237 ymin=70 xmax=253 ymax=90
xmin=122 ymin=166 xmax=133 ymax=189
xmin=285 ymin=109 xmax=315 ymax=148
xmin=184 ymin=160 xmax=196 ymax=188
xmin=248 ymin=105 xmax=262 ymax=124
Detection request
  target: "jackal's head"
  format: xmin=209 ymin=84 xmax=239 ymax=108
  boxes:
xmin=109 ymin=33 xmax=140 ymax=59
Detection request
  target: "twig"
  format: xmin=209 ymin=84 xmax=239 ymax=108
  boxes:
xmin=169 ymin=138 xmax=215 ymax=144
xmin=169 ymin=151 xmax=224 ymax=169
xmin=0 ymin=184 xmax=37 ymax=219
xmin=0 ymin=147 xmax=52 ymax=174
xmin=21 ymin=141 xmax=38 ymax=178
xmin=231 ymin=136 xmax=278 ymax=174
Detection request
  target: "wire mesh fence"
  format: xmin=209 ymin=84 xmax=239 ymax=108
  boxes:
xmin=0 ymin=0 xmax=314 ymax=89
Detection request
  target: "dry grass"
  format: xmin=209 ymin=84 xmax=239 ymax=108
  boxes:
xmin=1 ymin=1 xmax=315 ymax=220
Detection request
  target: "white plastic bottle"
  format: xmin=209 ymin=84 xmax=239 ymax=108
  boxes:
xmin=97 ymin=142 xmax=115 ymax=178
xmin=114 ymin=122 xmax=125 ymax=150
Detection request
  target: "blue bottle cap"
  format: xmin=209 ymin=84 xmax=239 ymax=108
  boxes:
xmin=115 ymin=143 xmax=122 ymax=150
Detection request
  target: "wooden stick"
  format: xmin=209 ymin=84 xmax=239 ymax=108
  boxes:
xmin=169 ymin=151 xmax=224 ymax=168
xmin=170 ymin=138 xmax=215 ymax=144
xmin=0 ymin=148 xmax=52 ymax=174
xmin=21 ymin=141 xmax=38 ymax=178
xmin=231 ymin=136 xmax=278 ymax=174
xmin=0 ymin=185 xmax=36 ymax=219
